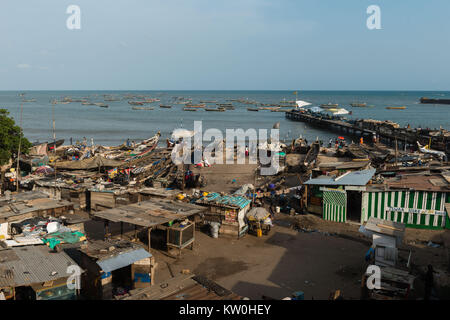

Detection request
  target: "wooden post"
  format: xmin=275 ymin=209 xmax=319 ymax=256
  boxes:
xmin=104 ymin=220 xmax=109 ymax=240
xmin=0 ymin=169 xmax=5 ymax=195
xmin=303 ymin=185 xmax=308 ymax=210
xmin=134 ymin=225 xmax=138 ymax=241
xmin=147 ymin=227 xmax=152 ymax=252
xmin=120 ymin=221 xmax=123 ymax=239
xmin=395 ymin=137 xmax=398 ymax=166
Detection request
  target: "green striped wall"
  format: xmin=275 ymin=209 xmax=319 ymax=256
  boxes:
xmin=323 ymin=189 xmax=347 ymax=223
xmin=362 ymin=190 xmax=449 ymax=229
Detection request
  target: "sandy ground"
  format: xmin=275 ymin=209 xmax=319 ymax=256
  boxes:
xmin=155 ymin=221 xmax=369 ymax=300
xmin=190 ymin=163 xmax=259 ymax=194
xmin=80 ymin=210 xmax=450 ymax=300
xmin=82 ymin=214 xmax=368 ymax=300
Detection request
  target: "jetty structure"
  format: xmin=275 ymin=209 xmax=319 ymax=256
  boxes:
xmin=286 ymin=109 xmax=450 ymax=155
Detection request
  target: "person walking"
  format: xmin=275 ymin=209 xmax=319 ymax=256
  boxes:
xmin=424 ymin=264 xmax=435 ymax=300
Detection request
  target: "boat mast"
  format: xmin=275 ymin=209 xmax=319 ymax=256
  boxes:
xmin=16 ymin=103 xmax=23 ymax=192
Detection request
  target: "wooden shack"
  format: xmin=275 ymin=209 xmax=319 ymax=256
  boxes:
xmin=34 ymin=180 xmax=90 ymax=210
xmin=196 ymin=193 xmax=251 ymax=238
xmin=0 ymin=191 xmax=74 ymax=224
xmin=0 ymin=245 xmax=80 ymax=300
xmin=90 ymin=199 xmax=207 ymax=255
xmin=89 ymin=187 xmax=176 ymax=212
xmin=77 ymin=240 xmax=154 ymax=300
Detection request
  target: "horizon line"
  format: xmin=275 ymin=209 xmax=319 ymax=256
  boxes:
xmin=1 ymin=89 xmax=450 ymax=92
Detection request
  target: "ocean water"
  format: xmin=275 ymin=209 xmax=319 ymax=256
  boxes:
xmin=0 ymin=90 xmax=449 ymax=146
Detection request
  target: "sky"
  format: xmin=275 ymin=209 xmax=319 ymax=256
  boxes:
xmin=0 ymin=0 xmax=450 ymax=90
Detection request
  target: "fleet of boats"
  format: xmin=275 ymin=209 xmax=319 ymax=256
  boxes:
xmin=13 ymin=94 xmax=420 ymax=119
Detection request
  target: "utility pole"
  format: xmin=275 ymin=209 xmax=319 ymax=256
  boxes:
xmin=52 ymin=99 xmax=57 ymax=191
xmin=16 ymin=104 xmax=23 ymax=192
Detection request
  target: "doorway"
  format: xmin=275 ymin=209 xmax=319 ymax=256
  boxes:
xmin=346 ymin=191 xmax=362 ymax=222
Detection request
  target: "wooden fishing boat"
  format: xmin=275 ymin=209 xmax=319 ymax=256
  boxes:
xmin=420 ymin=97 xmax=450 ymax=105
xmin=94 ymin=103 xmax=109 ymax=108
xmin=247 ymin=108 xmax=259 ymax=112
xmin=350 ymin=102 xmax=367 ymax=107
xmin=205 ymin=108 xmax=225 ymax=112
xmin=159 ymin=105 xmax=172 ymax=108
xmin=302 ymin=142 xmax=320 ymax=170
xmin=22 ymin=98 xmax=36 ymax=102
xmin=185 ymin=104 xmax=205 ymax=108
xmin=123 ymin=132 xmax=161 ymax=163
xmin=347 ymin=143 xmax=370 ymax=160
xmin=321 ymin=103 xmax=339 ymax=109
xmin=386 ymin=106 xmax=406 ymax=110
xmin=292 ymin=137 xmax=309 ymax=153
xmin=132 ymin=106 xmax=154 ymax=110
xmin=47 ymin=139 xmax=65 ymax=151
xmin=183 ymin=108 xmax=197 ymax=111
xmin=129 ymin=101 xmax=144 ymax=106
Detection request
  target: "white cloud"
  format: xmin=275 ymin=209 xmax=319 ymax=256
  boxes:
xmin=17 ymin=64 xmax=31 ymax=69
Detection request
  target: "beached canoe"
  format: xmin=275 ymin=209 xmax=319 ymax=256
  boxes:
xmin=47 ymin=139 xmax=65 ymax=151
xmin=205 ymin=108 xmax=225 ymax=112
xmin=183 ymin=108 xmax=197 ymax=111
xmin=160 ymin=105 xmax=172 ymax=108
xmin=247 ymin=108 xmax=259 ymax=112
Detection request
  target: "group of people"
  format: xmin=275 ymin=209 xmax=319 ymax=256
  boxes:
xmin=69 ymin=137 xmax=95 ymax=148
xmin=329 ymin=138 xmax=346 ymax=150
xmin=126 ymin=138 xmax=136 ymax=148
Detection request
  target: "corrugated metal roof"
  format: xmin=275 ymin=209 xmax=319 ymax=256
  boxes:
xmin=197 ymin=193 xmax=251 ymax=209
xmin=91 ymin=199 xmax=206 ymax=227
xmin=97 ymin=248 xmax=151 ymax=273
xmin=122 ymin=274 xmax=241 ymax=300
xmin=0 ymin=246 xmax=79 ymax=287
xmin=0 ymin=191 xmax=49 ymax=204
xmin=0 ymin=267 xmax=14 ymax=287
xmin=304 ymin=169 xmax=376 ymax=186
